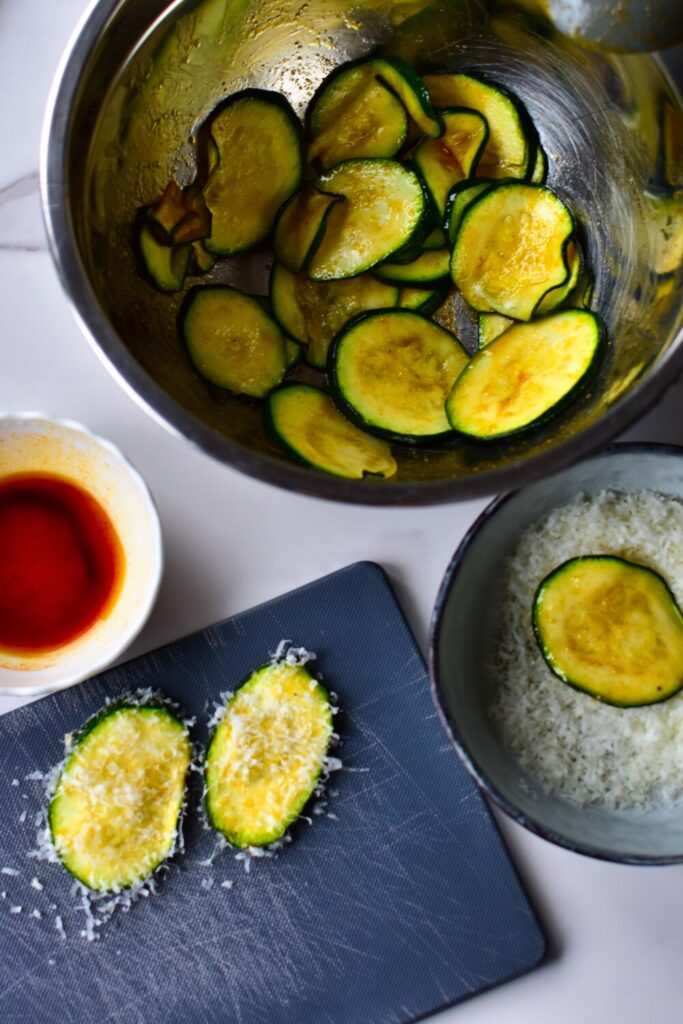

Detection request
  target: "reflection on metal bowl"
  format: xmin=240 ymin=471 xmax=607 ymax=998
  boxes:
xmin=42 ymin=0 xmax=683 ymax=504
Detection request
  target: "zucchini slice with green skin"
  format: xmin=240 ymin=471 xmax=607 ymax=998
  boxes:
xmin=49 ymin=700 xmax=192 ymax=892
xmin=424 ymin=73 xmax=533 ymax=179
xmin=398 ymin=283 xmax=449 ymax=315
xmin=203 ymin=90 xmax=303 ymax=255
xmin=331 ymin=309 xmax=468 ymax=443
xmin=375 ymin=248 xmax=450 ymax=284
xmin=530 ymin=143 xmax=548 ymax=185
xmin=373 ymin=58 xmax=442 ymax=138
xmin=445 ymin=309 xmax=604 ymax=440
xmin=533 ymin=556 xmax=683 ymax=707
xmin=477 ymin=312 xmax=515 ymax=348
xmin=444 ymin=180 xmax=495 ymax=244
xmin=182 ymin=286 xmax=286 ymax=396
xmin=308 ymin=70 xmax=408 ymax=170
xmin=273 ymin=186 xmax=342 ymax=273
xmin=414 ymin=107 xmax=488 ymax=217
xmin=191 ymin=240 xmax=216 ymax=274
xmin=535 ymin=242 xmax=582 ymax=315
xmin=422 ymin=226 xmax=446 ymax=249
xmin=269 ymin=262 xmax=398 ymax=369
xmin=205 ymin=660 xmax=334 ymax=847
xmin=308 ymin=159 xmax=426 ymax=281
xmin=268 ymin=384 xmax=397 ymax=479
xmin=450 ymin=182 xmax=574 ymax=320
xmin=139 ymin=223 xmax=190 ymax=292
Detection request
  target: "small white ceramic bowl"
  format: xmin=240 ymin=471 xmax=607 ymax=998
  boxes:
xmin=0 ymin=414 xmax=162 ymax=696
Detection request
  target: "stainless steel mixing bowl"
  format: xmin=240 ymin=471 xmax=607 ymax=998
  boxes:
xmin=42 ymin=0 xmax=683 ymax=504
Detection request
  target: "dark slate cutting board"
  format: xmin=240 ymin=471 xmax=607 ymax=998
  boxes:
xmin=0 ymin=562 xmax=545 ymax=1023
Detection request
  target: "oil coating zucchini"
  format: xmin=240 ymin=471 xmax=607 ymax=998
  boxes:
xmin=203 ymin=90 xmax=303 ymax=255
xmin=424 ymin=72 xmax=533 ymax=179
xmin=535 ymin=242 xmax=582 ymax=315
xmin=450 ymin=182 xmax=574 ymax=320
xmin=273 ymin=186 xmax=342 ymax=273
xmin=308 ymin=159 xmax=426 ymax=281
xmin=269 ymin=262 xmax=398 ymax=369
xmin=182 ymin=286 xmax=287 ymax=396
xmin=533 ymin=556 xmax=683 ymax=707
xmin=530 ymin=143 xmax=548 ymax=185
xmin=375 ymin=247 xmax=450 ymax=285
xmin=477 ymin=312 xmax=514 ymax=348
xmin=414 ymin=108 xmax=488 ymax=217
xmin=398 ymin=283 xmax=449 ymax=315
xmin=205 ymin=660 xmax=334 ymax=847
xmin=331 ymin=309 xmax=468 ymax=443
xmin=49 ymin=700 xmax=191 ymax=892
xmin=444 ymin=180 xmax=495 ymax=244
xmin=445 ymin=309 xmax=604 ymax=439
xmin=268 ymin=384 xmax=397 ymax=479
xmin=138 ymin=223 xmax=190 ymax=293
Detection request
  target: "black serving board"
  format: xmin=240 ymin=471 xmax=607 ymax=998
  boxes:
xmin=0 ymin=563 xmax=545 ymax=1023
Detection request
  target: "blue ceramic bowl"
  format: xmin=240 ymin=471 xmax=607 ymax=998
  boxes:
xmin=430 ymin=443 xmax=683 ymax=865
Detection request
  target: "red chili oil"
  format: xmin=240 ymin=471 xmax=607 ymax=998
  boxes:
xmin=0 ymin=473 xmax=125 ymax=653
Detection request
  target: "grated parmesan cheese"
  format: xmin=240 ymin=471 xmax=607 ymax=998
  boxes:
xmin=490 ymin=489 xmax=683 ymax=808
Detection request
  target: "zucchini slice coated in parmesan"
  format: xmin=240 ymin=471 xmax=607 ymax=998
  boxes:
xmin=268 ymin=384 xmax=397 ymax=479
xmin=533 ymin=556 xmax=683 ymax=707
xmin=182 ymin=286 xmax=287 ymax=396
xmin=205 ymin=660 xmax=334 ymax=847
xmin=49 ymin=700 xmax=192 ymax=892
xmin=331 ymin=309 xmax=468 ymax=443
xmin=202 ymin=90 xmax=303 ymax=255
xmin=446 ymin=309 xmax=604 ymax=439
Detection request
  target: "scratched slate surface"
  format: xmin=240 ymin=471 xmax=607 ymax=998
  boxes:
xmin=0 ymin=562 xmax=545 ymax=1024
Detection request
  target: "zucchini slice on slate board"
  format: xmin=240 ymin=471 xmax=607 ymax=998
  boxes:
xmin=331 ymin=309 xmax=468 ymax=443
xmin=205 ymin=659 xmax=334 ymax=847
xmin=533 ymin=556 xmax=683 ymax=707
xmin=49 ymin=699 xmax=192 ymax=892
xmin=446 ymin=309 xmax=604 ymax=439
xmin=268 ymin=383 xmax=397 ymax=479
xmin=202 ymin=89 xmax=303 ymax=255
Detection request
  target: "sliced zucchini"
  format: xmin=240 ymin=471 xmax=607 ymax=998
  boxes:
xmin=205 ymin=660 xmax=334 ymax=847
xmin=203 ymin=90 xmax=303 ymax=255
xmin=285 ymin=338 xmax=303 ymax=368
xmin=445 ymin=309 xmax=604 ymax=439
xmin=273 ymin=186 xmax=342 ymax=273
xmin=450 ymin=182 xmax=574 ymax=320
xmin=375 ymin=248 xmax=450 ymax=284
xmin=331 ymin=309 xmax=467 ymax=442
xmin=191 ymin=240 xmax=216 ymax=274
xmin=138 ymin=223 xmax=190 ymax=292
xmin=414 ymin=108 xmax=488 ymax=216
xmin=308 ymin=159 xmax=426 ymax=281
xmin=424 ymin=73 xmax=532 ymax=179
xmin=182 ymin=286 xmax=286 ymax=396
xmin=269 ymin=262 xmax=398 ymax=369
xmin=399 ymin=283 xmax=449 ymax=315
xmin=477 ymin=312 xmax=514 ymax=348
xmin=535 ymin=242 xmax=582 ymax=315
xmin=373 ymin=57 xmax=442 ymax=138
xmin=444 ymin=180 xmax=495 ymax=244
xmin=268 ymin=384 xmax=397 ymax=479
xmin=49 ymin=700 xmax=191 ymax=892
xmin=422 ymin=226 xmax=446 ymax=249
xmin=533 ymin=556 xmax=683 ymax=707
xmin=530 ymin=143 xmax=548 ymax=185
xmin=566 ymin=266 xmax=594 ymax=309
xmin=147 ymin=183 xmax=211 ymax=246
xmin=308 ymin=70 xmax=408 ymax=169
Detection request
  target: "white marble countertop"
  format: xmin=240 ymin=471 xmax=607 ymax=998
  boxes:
xmin=2 ymin=1 xmax=683 ymax=1020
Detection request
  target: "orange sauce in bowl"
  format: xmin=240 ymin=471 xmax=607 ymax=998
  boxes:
xmin=0 ymin=473 xmax=125 ymax=654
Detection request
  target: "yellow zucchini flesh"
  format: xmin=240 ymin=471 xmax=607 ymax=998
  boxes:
xmin=414 ymin=108 xmax=488 ymax=216
xmin=308 ymin=159 xmax=425 ymax=281
xmin=49 ymin=703 xmax=191 ymax=892
xmin=424 ymin=73 xmax=531 ymax=179
xmin=477 ymin=312 xmax=515 ymax=348
xmin=268 ymin=384 xmax=397 ymax=479
xmin=138 ymin=224 xmax=190 ymax=293
xmin=273 ymin=186 xmax=342 ymax=273
xmin=446 ymin=309 xmax=603 ymax=439
xmin=332 ymin=309 xmax=468 ymax=442
xmin=269 ymin=262 xmax=398 ymax=369
xmin=182 ymin=286 xmax=286 ymax=396
xmin=450 ymin=183 xmax=574 ymax=320
xmin=203 ymin=90 xmax=303 ymax=255
xmin=535 ymin=242 xmax=583 ymax=315
xmin=205 ymin=660 xmax=334 ymax=847
xmin=375 ymin=247 xmax=450 ymax=285
xmin=533 ymin=556 xmax=683 ymax=707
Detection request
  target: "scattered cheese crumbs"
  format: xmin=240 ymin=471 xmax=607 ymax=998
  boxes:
xmin=1 ymin=868 xmax=19 ymax=876
xmin=1 ymin=892 xmax=5 ymax=899
xmin=55 ymin=915 xmax=66 ymax=939
xmin=220 ymin=880 xmax=234 ymax=890
xmin=48 ymin=959 xmax=55 ymax=966
xmin=9 ymin=906 xmax=22 ymax=914
xmin=490 ymin=489 xmax=683 ymax=808
xmin=24 ymin=771 xmax=45 ymax=782
xmin=271 ymin=640 xmax=317 ymax=666
xmin=324 ymin=756 xmax=343 ymax=773
xmin=11 ymin=779 xmax=19 ymax=787
xmin=18 ymin=811 xmax=27 ymax=824
xmin=326 ymin=813 xmax=339 ymax=821
xmin=30 ymin=878 xmax=43 ymax=892
xmin=31 ymin=909 xmax=42 ymax=920
xmin=200 ymin=877 xmax=214 ymax=891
